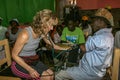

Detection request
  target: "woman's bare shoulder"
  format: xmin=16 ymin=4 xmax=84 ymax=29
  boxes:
xmin=17 ymin=29 xmax=29 ymax=43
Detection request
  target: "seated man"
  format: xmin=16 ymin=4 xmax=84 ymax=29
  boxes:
xmin=60 ymin=20 xmax=85 ymax=63
xmin=61 ymin=20 xmax=85 ymax=44
xmin=55 ymin=13 xmax=114 ymax=80
xmin=5 ymin=19 xmax=22 ymax=48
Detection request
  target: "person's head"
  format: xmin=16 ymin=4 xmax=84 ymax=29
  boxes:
xmin=95 ymin=8 xmax=114 ymax=26
xmin=91 ymin=8 xmax=113 ymax=33
xmin=31 ymin=9 xmax=58 ymax=35
xmin=81 ymin=16 xmax=89 ymax=29
xmin=91 ymin=16 xmax=112 ymax=33
xmin=82 ymin=15 xmax=88 ymax=21
xmin=9 ymin=18 xmax=19 ymax=27
xmin=67 ymin=20 xmax=75 ymax=31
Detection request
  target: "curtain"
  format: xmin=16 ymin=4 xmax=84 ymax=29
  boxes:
xmin=0 ymin=0 xmax=55 ymax=26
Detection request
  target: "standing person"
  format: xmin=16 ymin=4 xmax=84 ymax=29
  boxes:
xmin=11 ymin=9 xmax=68 ymax=80
xmin=55 ymin=11 xmax=114 ymax=80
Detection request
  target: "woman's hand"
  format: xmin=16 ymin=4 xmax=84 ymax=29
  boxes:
xmin=29 ymin=69 xmax=40 ymax=78
xmin=46 ymin=44 xmax=53 ymax=50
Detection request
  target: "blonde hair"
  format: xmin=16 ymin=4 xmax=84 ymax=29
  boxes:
xmin=31 ymin=9 xmax=57 ymax=35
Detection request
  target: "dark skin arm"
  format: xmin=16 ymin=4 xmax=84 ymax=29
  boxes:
xmin=79 ymin=43 xmax=86 ymax=53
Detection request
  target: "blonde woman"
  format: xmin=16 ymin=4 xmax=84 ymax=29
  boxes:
xmin=11 ymin=9 xmax=67 ymax=80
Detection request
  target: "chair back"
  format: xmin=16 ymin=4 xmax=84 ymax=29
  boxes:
xmin=111 ymin=48 xmax=120 ymax=80
xmin=0 ymin=39 xmax=11 ymax=71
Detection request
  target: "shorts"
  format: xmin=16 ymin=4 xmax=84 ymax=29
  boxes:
xmin=11 ymin=61 xmax=48 ymax=79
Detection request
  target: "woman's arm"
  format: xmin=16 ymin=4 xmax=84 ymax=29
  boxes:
xmin=43 ymin=35 xmax=69 ymax=50
xmin=12 ymin=30 xmax=39 ymax=78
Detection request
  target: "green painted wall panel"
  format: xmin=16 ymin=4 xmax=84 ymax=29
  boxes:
xmin=0 ymin=0 xmax=55 ymax=27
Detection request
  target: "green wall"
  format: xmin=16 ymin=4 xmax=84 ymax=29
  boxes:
xmin=0 ymin=0 xmax=55 ymax=27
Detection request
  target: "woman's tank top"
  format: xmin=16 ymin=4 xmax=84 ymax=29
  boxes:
xmin=19 ymin=27 xmax=42 ymax=56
